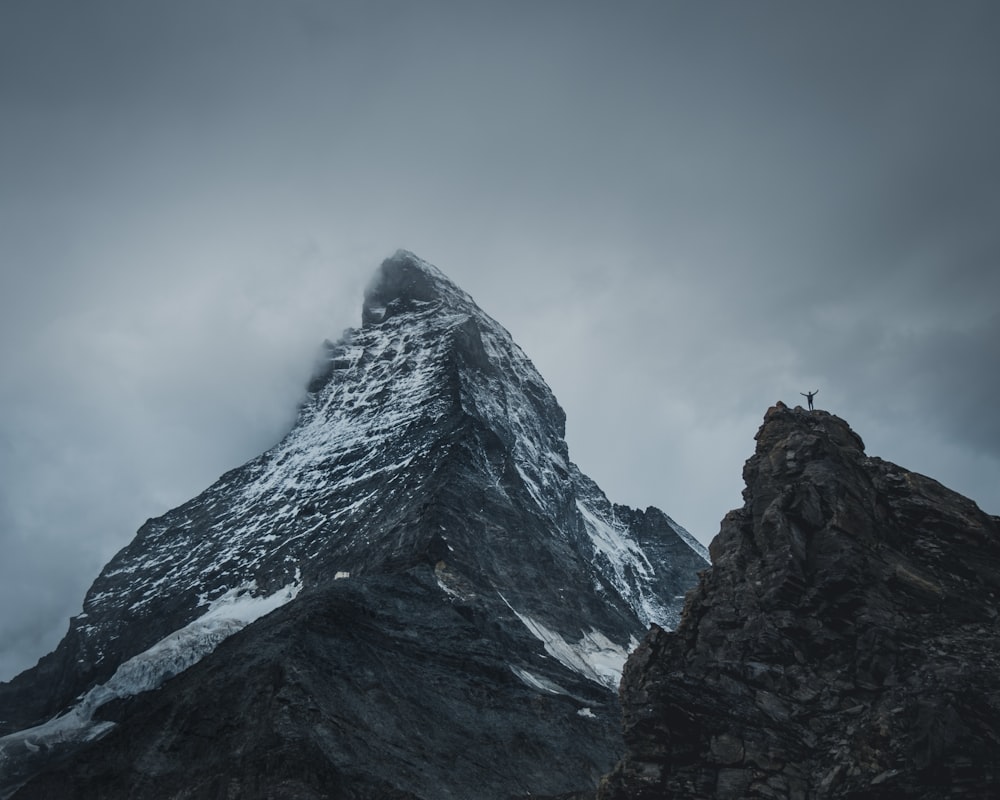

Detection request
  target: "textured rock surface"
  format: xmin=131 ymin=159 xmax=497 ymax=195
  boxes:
xmin=11 ymin=572 xmax=620 ymax=800
xmin=600 ymin=401 xmax=1000 ymax=799
xmin=0 ymin=252 xmax=707 ymax=798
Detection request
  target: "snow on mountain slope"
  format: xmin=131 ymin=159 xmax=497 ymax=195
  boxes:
xmin=0 ymin=577 xmax=300 ymax=798
xmin=0 ymin=251 xmax=707 ymax=750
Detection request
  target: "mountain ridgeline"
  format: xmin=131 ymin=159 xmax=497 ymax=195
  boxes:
xmin=0 ymin=252 xmax=708 ymax=799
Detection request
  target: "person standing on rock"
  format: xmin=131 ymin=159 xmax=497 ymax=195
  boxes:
xmin=800 ymin=390 xmax=818 ymax=411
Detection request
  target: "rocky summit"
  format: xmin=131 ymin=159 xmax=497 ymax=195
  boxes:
xmin=0 ymin=252 xmax=707 ymax=799
xmin=600 ymin=401 xmax=1000 ymax=799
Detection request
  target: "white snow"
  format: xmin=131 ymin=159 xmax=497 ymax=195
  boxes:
xmin=436 ymin=575 xmax=462 ymax=600
xmin=0 ymin=576 xmax=300 ymax=766
xmin=576 ymin=499 xmax=676 ymax=628
xmin=500 ymin=594 xmax=634 ymax=691
xmin=577 ymin=500 xmax=652 ymax=577
xmin=577 ymin=707 xmax=597 ymax=718
xmin=668 ymin=517 xmax=710 ymax=561
xmin=509 ymin=666 xmax=569 ymax=695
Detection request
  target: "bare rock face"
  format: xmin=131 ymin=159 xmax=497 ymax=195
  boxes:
xmin=10 ymin=573 xmax=621 ymax=800
xmin=600 ymin=401 xmax=1000 ymax=799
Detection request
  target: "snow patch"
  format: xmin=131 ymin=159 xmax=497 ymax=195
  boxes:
xmin=577 ymin=500 xmax=652 ymax=579
xmin=576 ymin=500 xmax=675 ymax=628
xmin=668 ymin=517 xmax=710 ymax=561
xmin=436 ymin=576 xmax=462 ymax=600
xmin=509 ymin=666 xmax=569 ymax=695
xmin=500 ymin=594 xmax=633 ymax=691
xmin=0 ymin=576 xmax=301 ymax=765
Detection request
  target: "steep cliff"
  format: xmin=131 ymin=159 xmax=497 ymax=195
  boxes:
xmin=601 ymin=401 xmax=1000 ymax=799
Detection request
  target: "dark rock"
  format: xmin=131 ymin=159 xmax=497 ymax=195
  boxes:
xmin=600 ymin=401 xmax=1000 ymax=799
xmin=11 ymin=572 xmax=620 ymax=800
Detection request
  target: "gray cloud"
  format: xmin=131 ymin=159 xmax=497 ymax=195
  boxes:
xmin=2 ymin=1 xmax=998 ymax=679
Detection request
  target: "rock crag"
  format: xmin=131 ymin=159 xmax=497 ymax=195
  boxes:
xmin=600 ymin=402 xmax=1000 ymax=799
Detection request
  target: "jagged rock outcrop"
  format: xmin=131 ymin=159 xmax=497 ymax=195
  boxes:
xmin=600 ymin=401 xmax=1000 ymax=799
xmin=0 ymin=252 xmax=707 ymax=799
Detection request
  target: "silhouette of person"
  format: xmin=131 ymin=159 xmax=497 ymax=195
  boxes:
xmin=800 ymin=390 xmax=818 ymax=411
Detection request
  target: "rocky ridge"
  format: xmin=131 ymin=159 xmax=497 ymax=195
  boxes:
xmin=599 ymin=402 xmax=1000 ymax=799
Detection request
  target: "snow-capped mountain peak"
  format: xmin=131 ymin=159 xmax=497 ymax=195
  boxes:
xmin=1 ymin=252 xmax=707 ymax=799
xmin=361 ymin=249 xmax=479 ymax=325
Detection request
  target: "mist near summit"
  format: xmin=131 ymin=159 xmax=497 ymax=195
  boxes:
xmin=1 ymin=1 xmax=998 ymax=680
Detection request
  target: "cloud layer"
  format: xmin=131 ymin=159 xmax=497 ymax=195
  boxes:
xmin=2 ymin=1 xmax=998 ymax=680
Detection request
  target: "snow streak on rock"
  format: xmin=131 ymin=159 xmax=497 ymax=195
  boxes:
xmin=0 ymin=577 xmax=300 ymax=780
xmin=501 ymin=592 xmax=638 ymax=690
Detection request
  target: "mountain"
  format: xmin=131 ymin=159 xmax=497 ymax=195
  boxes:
xmin=599 ymin=402 xmax=1000 ymax=799
xmin=0 ymin=251 xmax=708 ymax=799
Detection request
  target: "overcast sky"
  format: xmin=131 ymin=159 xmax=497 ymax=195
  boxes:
xmin=2 ymin=1 xmax=998 ymax=681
